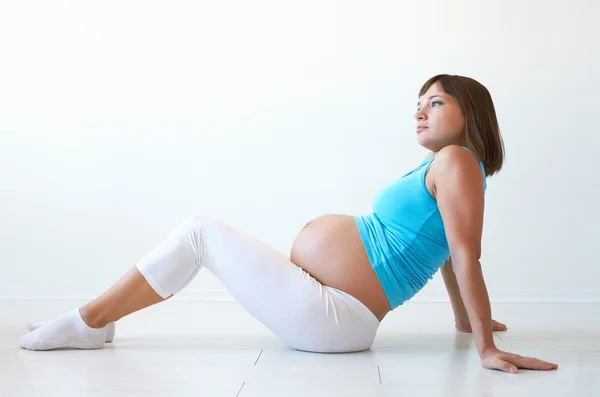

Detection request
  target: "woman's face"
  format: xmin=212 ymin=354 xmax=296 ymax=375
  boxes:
xmin=415 ymin=82 xmax=466 ymax=152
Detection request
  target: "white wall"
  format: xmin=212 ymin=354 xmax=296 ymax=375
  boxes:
xmin=1 ymin=0 xmax=598 ymax=302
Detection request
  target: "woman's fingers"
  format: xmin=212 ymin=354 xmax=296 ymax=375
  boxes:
xmin=482 ymin=350 xmax=559 ymax=373
xmin=491 ymin=320 xmax=507 ymax=331
xmin=509 ymin=354 xmax=558 ymax=371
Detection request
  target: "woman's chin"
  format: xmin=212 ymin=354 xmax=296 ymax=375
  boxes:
xmin=416 ymin=135 xmax=432 ymax=149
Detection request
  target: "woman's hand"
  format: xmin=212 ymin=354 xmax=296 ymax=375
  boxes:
xmin=480 ymin=347 xmax=558 ymax=373
xmin=455 ymin=319 xmax=507 ymax=333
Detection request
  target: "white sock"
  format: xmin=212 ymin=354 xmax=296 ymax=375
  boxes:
xmin=28 ymin=321 xmax=115 ymax=343
xmin=20 ymin=309 xmax=106 ymax=351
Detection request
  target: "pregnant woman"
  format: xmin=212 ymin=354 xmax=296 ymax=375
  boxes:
xmin=21 ymin=74 xmax=558 ymax=374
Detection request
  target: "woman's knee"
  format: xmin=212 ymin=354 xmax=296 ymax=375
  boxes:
xmin=179 ymin=213 xmax=220 ymax=232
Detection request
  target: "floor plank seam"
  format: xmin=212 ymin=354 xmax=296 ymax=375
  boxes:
xmin=254 ymin=350 xmax=263 ymax=365
xmin=236 ymin=382 xmax=245 ymax=397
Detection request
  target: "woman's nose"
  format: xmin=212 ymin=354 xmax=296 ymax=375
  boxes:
xmin=415 ymin=109 xmax=427 ymax=120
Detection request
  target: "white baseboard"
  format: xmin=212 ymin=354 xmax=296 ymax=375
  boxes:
xmin=1 ymin=287 xmax=600 ymax=303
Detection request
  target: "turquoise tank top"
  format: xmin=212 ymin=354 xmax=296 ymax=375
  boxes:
xmin=354 ymin=146 xmax=487 ymax=309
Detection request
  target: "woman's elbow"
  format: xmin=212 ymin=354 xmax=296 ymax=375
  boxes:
xmin=448 ymin=247 xmax=480 ymax=272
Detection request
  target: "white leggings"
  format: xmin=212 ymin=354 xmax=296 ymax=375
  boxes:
xmin=135 ymin=213 xmax=380 ymax=353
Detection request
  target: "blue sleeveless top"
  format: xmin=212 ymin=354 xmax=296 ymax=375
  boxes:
xmin=354 ymin=146 xmax=487 ymax=310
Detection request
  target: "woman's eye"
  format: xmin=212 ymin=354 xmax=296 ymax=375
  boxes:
xmin=417 ymin=101 xmax=442 ymax=111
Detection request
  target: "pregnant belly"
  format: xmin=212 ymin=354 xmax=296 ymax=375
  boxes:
xmin=290 ymin=214 xmax=390 ymax=321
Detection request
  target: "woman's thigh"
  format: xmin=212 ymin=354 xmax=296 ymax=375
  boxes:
xmin=190 ymin=214 xmax=381 ymax=352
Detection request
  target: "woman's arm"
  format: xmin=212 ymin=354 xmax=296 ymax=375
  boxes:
xmin=440 ymin=259 xmax=469 ymax=324
xmin=433 ymin=145 xmax=557 ymax=373
xmin=442 ymin=258 xmax=508 ymax=332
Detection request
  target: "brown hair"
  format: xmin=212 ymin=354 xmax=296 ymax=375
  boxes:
xmin=419 ymin=74 xmax=505 ymax=176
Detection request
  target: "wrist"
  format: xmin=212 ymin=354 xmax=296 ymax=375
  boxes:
xmin=479 ymin=345 xmax=500 ymax=359
xmin=453 ymin=313 xmax=470 ymax=326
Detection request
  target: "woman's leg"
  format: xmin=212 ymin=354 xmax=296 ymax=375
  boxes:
xmin=79 ymin=265 xmax=168 ymax=328
xmin=20 ymin=267 xmax=173 ymax=351
xmin=25 ymin=267 xmax=161 ymax=343
xmin=21 ymin=214 xmax=379 ymax=352
xmin=132 ymin=213 xmax=380 ymax=352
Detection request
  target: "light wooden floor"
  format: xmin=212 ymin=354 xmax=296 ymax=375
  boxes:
xmin=1 ymin=300 xmax=597 ymax=396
